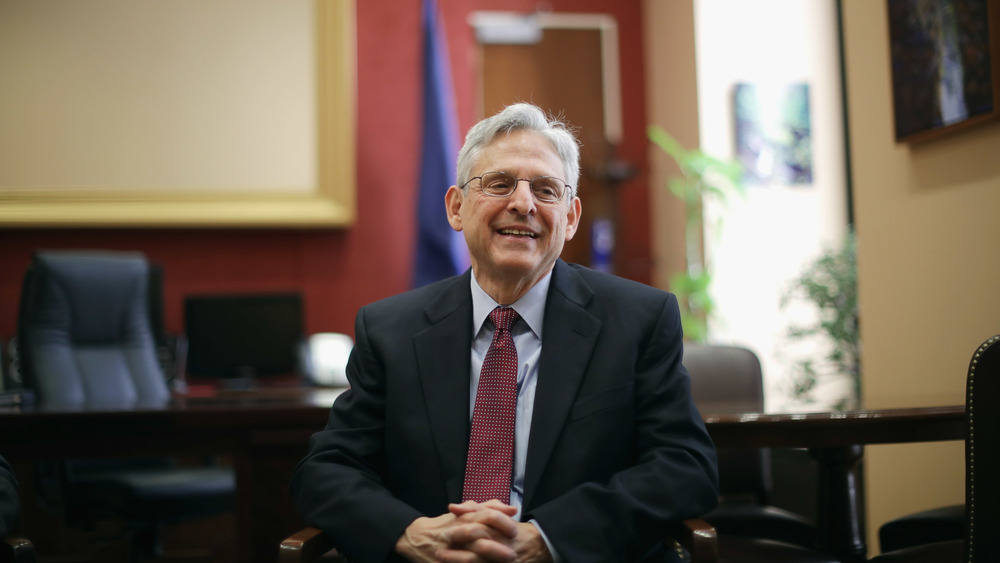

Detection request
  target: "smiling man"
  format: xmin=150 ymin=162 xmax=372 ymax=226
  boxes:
xmin=291 ymin=103 xmax=718 ymax=563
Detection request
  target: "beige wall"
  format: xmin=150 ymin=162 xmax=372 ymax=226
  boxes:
xmin=648 ymin=0 xmax=1000 ymax=554
xmin=642 ymin=0 xmax=698 ymax=290
xmin=842 ymin=0 xmax=1000 ymax=551
xmin=693 ymin=0 xmax=851 ymax=412
xmin=0 ymin=0 xmax=316 ymax=192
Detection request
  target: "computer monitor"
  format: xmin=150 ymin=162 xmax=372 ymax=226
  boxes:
xmin=184 ymin=292 xmax=304 ymax=382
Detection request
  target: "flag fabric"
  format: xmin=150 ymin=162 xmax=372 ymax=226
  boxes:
xmin=412 ymin=0 xmax=469 ymax=288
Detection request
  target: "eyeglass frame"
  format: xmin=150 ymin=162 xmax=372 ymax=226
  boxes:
xmin=460 ymin=171 xmax=573 ymax=204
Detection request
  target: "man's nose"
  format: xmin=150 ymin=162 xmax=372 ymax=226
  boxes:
xmin=506 ymin=180 xmax=536 ymax=214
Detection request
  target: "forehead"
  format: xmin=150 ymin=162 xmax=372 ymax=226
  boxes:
xmin=475 ymin=130 xmax=565 ymax=177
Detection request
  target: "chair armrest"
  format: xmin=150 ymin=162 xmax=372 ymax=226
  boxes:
xmin=1 ymin=536 xmax=37 ymax=563
xmin=280 ymin=520 xmax=719 ymax=563
xmin=673 ymin=518 xmax=718 ymax=563
xmin=278 ymin=527 xmax=346 ymax=563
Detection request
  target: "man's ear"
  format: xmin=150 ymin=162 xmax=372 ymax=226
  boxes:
xmin=445 ymin=186 xmax=464 ymax=232
xmin=564 ymin=197 xmax=582 ymax=241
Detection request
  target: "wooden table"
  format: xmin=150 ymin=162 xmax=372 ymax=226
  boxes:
xmin=703 ymin=406 xmax=966 ymax=562
xmin=0 ymin=387 xmax=342 ymax=563
xmin=1 ymin=389 xmax=965 ymax=563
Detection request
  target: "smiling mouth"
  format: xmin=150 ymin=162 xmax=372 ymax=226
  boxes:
xmin=498 ymin=228 xmax=537 ymax=238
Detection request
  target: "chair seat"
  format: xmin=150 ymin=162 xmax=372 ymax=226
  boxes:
xmin=878 ymin=504 xmax=963 ymax=552
xmin=869 ymin=538 xmax=963 ymax=562
xmin=718 ymin=537 xmax=839 ymax=563
xmin=705 ymin=503 xmax=816 ymax=548
xmin=68 ymin=466 xmax=234 ymax=524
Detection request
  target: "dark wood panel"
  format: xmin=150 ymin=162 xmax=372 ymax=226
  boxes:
xmin=704 ymin=406 xmax=966 ymax=448
xmin=1 ymin=389 xmax=335 ymax=563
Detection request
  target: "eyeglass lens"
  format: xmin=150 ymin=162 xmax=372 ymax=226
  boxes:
xmin=479 ymin=172 xmax=566 ymax=202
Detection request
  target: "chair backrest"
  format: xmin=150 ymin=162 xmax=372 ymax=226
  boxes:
xmin=17 ymin=250 xmax=169 ymax=406
xmin=684 ymin=343 xmax=771 ymax=500
xmin=966 ymin=335 xmax=1000 ymax=561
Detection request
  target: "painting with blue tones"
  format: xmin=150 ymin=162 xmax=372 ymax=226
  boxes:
xmin=887 ymin=0 xmax=998 ymax=142
xmin=734 ymin=83 xmax=813 ymax=186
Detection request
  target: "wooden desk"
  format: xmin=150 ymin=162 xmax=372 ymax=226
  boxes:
xmin=704 ymin=406 xmax=966 ymax=563
xmin=1 ymin=390 xmax=966 ymax=563
xmin=0 ymin=387 xmax=342 ymax=563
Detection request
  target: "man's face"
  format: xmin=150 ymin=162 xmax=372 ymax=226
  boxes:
xmin=446 ymin=129 xmax=581 ymax=290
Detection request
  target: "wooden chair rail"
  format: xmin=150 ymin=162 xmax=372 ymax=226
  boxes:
xmin=0 ymin=536 xmax=36 ymax=563
xmin=278 ymin=527 xmax=345 ymax=563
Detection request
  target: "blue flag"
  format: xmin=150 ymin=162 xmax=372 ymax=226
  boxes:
xmin=412 ymin=0 xmax=468 ymax=288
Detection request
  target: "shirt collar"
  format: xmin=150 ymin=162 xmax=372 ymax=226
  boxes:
xmin=470 ymin=270 xmax=551 ymax=339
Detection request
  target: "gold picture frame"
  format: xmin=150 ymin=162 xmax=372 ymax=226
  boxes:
xmin=0 ymin=0 xmax=355 ymax=228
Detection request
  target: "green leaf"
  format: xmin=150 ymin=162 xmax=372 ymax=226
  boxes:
xmin=650 ymin=126 xmax=745 ymax=344
xmin=780 ymin=230 xmax=860 ymax=408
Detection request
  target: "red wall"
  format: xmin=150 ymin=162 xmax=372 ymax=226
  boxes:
xmin=0 ymin=0 xmax=649 ymax=339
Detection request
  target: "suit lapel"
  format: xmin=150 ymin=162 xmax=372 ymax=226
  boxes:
xmin=413 ymin=272 xmax=474 ymax=503
xmin=523 ymin=261 xmax=601 ymax=508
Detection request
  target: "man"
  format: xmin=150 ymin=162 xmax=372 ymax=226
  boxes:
xmin=291 ymin=103 xmax=718 ymax=562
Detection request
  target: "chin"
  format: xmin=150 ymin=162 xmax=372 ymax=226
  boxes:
xmin=483 ymin=258 xmax=536 ymax=278
xmin=498 ymin=250 xmax=541 ymax=265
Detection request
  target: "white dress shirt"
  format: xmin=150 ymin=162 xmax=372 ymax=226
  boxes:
xmin=469 ymin=271 xmax=561 ymax=560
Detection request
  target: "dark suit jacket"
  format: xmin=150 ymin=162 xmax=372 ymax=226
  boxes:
xmin=290 ymin=260 xmax=719 ymax=562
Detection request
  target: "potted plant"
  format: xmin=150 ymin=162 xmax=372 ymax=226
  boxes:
xmin=779 ymin=230 xmax=860 ymax=409
xmin=648 ymin=126 xmax=743 ymax=342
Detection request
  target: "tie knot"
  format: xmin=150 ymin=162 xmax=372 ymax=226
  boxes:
xmin=489 ymin=306 xmax=519 ymax=332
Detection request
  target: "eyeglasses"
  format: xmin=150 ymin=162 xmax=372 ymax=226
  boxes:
xmin=461 ymin=171 xmax=570 ymax=203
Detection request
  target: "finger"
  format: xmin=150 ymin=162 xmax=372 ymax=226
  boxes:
xmin=446 ymin=522 xmax=495 ymax=545
xmin=480 ymin=499 xmax=518 ymax=516
xmin=464 ymin=537 xmax=518 ymax=562
xmin=439 ymin=538 xmax=517 ymax=563
xmin=448 ymin=501 xmax=484 ymax=516
xmin=466 ymin=507 xmax=518 ymax=538
xmin=448 ymin=500 xmax=516 ymax=517
xmin=435 ymin=547 xmax=480 ymax=563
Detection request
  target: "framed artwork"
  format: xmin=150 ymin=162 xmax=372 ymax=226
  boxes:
xmin=734 ymin=83 xmax=813 ymax=186
xmin=887 ymin=0 xmax=1000 ymax=143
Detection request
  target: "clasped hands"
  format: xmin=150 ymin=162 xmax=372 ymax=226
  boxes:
xmin=395 ymin=500 xmax=552 ymax=563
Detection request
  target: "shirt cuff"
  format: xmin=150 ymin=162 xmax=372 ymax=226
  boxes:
xmin=528 ymin=519 xmax=561 ymax=563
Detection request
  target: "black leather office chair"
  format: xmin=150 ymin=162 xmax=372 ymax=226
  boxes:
xmin=877 ymin=505 xmax=963 ymax=554
xmin=0 ymin=455 xmax=32 ymax=563
xmin=16 ymin=250 xmax=235 ymax=562
xmin=685 ymin=343 xmax=838 ymax=563
xmin=870 ymin=334 xmax=1000 ymax=562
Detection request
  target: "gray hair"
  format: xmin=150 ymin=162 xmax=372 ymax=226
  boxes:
xmin=456 ymin=103 xmax=580 ymax=200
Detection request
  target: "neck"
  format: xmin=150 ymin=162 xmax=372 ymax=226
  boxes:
xmin=474 ymin=267 xmax=551 ymax=306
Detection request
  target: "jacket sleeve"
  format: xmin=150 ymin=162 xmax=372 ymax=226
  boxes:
xmin=525 ymin=294 xmax=720 ymax=562
xmin=289 ymin=306 xmax=421 ymax=563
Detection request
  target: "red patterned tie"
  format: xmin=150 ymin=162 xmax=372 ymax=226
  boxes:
xmin=462 ymin=306 xmax=520 ymax=503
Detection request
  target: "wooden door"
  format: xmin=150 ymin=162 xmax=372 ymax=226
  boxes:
xmin=479 ymin=27 xmax=620 ymax=272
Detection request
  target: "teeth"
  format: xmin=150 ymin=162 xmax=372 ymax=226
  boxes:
xmin=500 ymin=229 xmax=536 ymax=238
